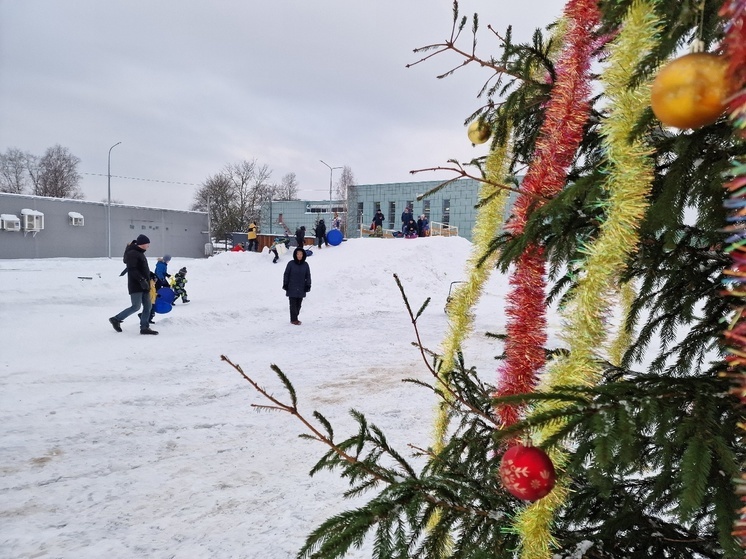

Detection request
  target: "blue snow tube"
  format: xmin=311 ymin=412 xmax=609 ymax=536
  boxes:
xmin=154 ymin=287 xmax=176 ymax=314
xmin=327 ymin=229 xmax=343 ymax=246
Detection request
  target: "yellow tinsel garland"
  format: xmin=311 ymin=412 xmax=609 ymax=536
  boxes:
xmin=432 ymin=141 xmax=511 ymax=454
xmin=515 ymin=2 xmax=661 ymax=557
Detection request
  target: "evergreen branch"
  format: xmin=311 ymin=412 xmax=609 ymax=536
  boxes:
xmin=222 ymin=355 xmax=393 ymax=484
xmin=393 ymin=273 xmax=500 ymax=428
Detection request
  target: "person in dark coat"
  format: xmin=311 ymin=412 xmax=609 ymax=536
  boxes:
xmin=401 ymin=206 xmax=414 ymax=233
xmin=404 ymin=219 xmax=419 ymax=238
xmin=283 ymin=247 xmax=312 ymax=325
xmin=314 ymin=219 xmax=327 ymax=249
xmin=417 ymin=214 xmax=430 ymax=237
xmin=109 ymin=234 xmax=158 ymax=335
xmin=119 ymin=240 xmax=137 ymax=276
xmin=371 ymin=209 xmax=385 ymax=237
xmin=295 ymin=225 xmax=306 ymax=248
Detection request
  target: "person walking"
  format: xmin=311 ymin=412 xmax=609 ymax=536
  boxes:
xmin=314 ymin=218 xmax=327 ymax=249
xmin=109 ymin=234 xmax=158 ymax=335
xmin=172 ymin=267 xmax=190 ymax=303
xmin=282 ymin=247 xmax=311 ymax=325
xmin=295 ymin=225 xmax=306 ymax=248
xmin=154 ymin=254 xmax=172 ymax=288
xmin=246 ymin=222 xmax=258 ymax=252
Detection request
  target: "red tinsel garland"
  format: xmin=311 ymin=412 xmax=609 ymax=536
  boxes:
xmin=717 ymin=0 xmax=746 ymax=549
xmin=495 ymin=0 xmax=600 ymax=428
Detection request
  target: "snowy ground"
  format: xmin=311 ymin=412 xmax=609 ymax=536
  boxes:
xmin=1 ymin=236 xmax=534 ymax=559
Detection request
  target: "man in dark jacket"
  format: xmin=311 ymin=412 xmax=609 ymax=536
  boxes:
xmin=282 ymin=247 xmax=311 ymax=325
xmin=295 ymin=225 xmax=306 ymax=248
xmin=314 ymin=219 xmax=327 ymax=249
xmin=109 ymin=234 xmax=158 ymax=335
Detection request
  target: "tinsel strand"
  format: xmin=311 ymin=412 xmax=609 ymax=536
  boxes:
xmin=514 ymin=2 xmax=660 ymax=557
xmin=717 ymin=0 xmax=746 ymax=550
xmin=495 ymin=0 xmax=599 ymax=431
xmin=431 ymin=141 xmax=511 ymax=456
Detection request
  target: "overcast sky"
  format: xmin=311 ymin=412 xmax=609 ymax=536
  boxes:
xmin=0 ymin=0 xmax=564 ymax=210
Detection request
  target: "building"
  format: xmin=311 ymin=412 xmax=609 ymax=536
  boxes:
xmin=0 ymin=193 xmax=209 ymax=259
xmin=259 ymin=178 xmax=516 ymax=243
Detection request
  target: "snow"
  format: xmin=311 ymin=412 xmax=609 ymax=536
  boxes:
xmin=2 ymin=236 xmax=545 ymax=558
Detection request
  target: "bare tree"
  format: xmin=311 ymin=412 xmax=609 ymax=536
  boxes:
xmin=275 ymin=172 xmax=299 ymax=201
xmin=32 ymin=145 xmax=83 ymax=199
xmin=334 ymin=166 xmax=355 ymax=202
xmin=0 ymin=148 xmax=33 ymax=194
xmin=192 ymin=172 xmax=238 ymax=242
xmin=191 ymin=158 xmax=276 ymax=241
xmin=224 ymin=159 xmax=273 ymax=228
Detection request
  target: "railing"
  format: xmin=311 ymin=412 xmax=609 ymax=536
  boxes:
xmin=359 ymin=221 xmax=458 ymax=238
xmin=430 ymin=222 xmax=458 ymax=237
xmin=360 ymin=224 xmax=397 ymax=238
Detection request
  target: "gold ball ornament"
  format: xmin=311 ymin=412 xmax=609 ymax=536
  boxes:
xmin=650 ymin=52 xmax=730 ymax=129
xmin=467 ymin=119 xmax=491 ymax=144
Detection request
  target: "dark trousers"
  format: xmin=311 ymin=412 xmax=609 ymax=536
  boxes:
xmin=288 ymin=297 xmax=303 ymax=322
xmin=247 ymin=239 xmax=257 ymax=252
xmin=316 ymin=236 xmax=324 ymax=248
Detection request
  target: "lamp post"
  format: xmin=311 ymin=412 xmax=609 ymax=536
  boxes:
xmin=320 ymin=160 xmax=341 ymax=215
xmin=107 ymin=141 xmax=122 ymax=259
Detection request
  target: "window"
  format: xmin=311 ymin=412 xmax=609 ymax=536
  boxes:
xmin=423 ymin=200 xmax=431 ymax=220
xmin=442 ymin=199 xmax=450 ymax=225
xmin=357 ymin=202 xmax=364 ymax=224
xmin=374 ymin=201 xmax=381 ymax=213
xmin=388 ymin=201 xmax=396 ymax=230
xmin=0 ymin=214 xmax=21 ymax=231
xmin=68 ymin=212 xmax=84 ymax=226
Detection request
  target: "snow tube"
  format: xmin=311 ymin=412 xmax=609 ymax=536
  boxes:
xmin=154 ymin=287 xmax=176 ymax=314
xmin=326 ymin=229 xmax=343 ymax=246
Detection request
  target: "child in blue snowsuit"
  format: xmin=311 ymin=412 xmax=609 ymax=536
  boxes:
xmin=154 ymin=254 xmax=172 ymax=289
xmin=172 ymin=267 xmax=190 ymax=303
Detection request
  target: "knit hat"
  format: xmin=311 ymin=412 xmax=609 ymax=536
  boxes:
xmin=136 ymin=234 xmax=150 ymax=245
xmin=163 ymin=254 xmax=172 ymax=262
xmin=179 ymin=267 xmax=187 ymax=274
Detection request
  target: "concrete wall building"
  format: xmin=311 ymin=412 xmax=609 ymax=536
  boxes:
xmin=259 ymin=178 xmax=516 ymax=243
xmin=0 ymin=193 xmax=209 ymax=259
xmin=347 ymin=178 xmax=482 ymax=240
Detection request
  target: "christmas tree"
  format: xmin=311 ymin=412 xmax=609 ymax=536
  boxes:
xmin=225 ymin=0 xmax=746 ymax=557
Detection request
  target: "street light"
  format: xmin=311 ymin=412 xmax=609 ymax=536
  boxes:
xmin=107 ymin=141 xmax=122 ymax=259
xmin=320 ymin=159 xmax=341 ymax=215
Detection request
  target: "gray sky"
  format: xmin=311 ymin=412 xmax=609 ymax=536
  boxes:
xmin=0 ymin=0 xmax=564 ymax=210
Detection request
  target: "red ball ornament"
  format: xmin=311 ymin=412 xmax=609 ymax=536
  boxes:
xmin=650 ymin=52 xmax=730 ymax=129
xmin=498 ymin=444 xmax=557 ymax=501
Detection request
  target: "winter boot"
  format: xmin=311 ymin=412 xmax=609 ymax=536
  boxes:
xmin=140 ymin=327 xmax=159 ymax=335
xmin=109 ymin=317 xmax=122 ymax=332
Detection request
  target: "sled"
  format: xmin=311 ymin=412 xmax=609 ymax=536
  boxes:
xmin=327 ymin=228 xmax=343 ymax=246
xmin=154 ymin=287 xmax=176 ymax=314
